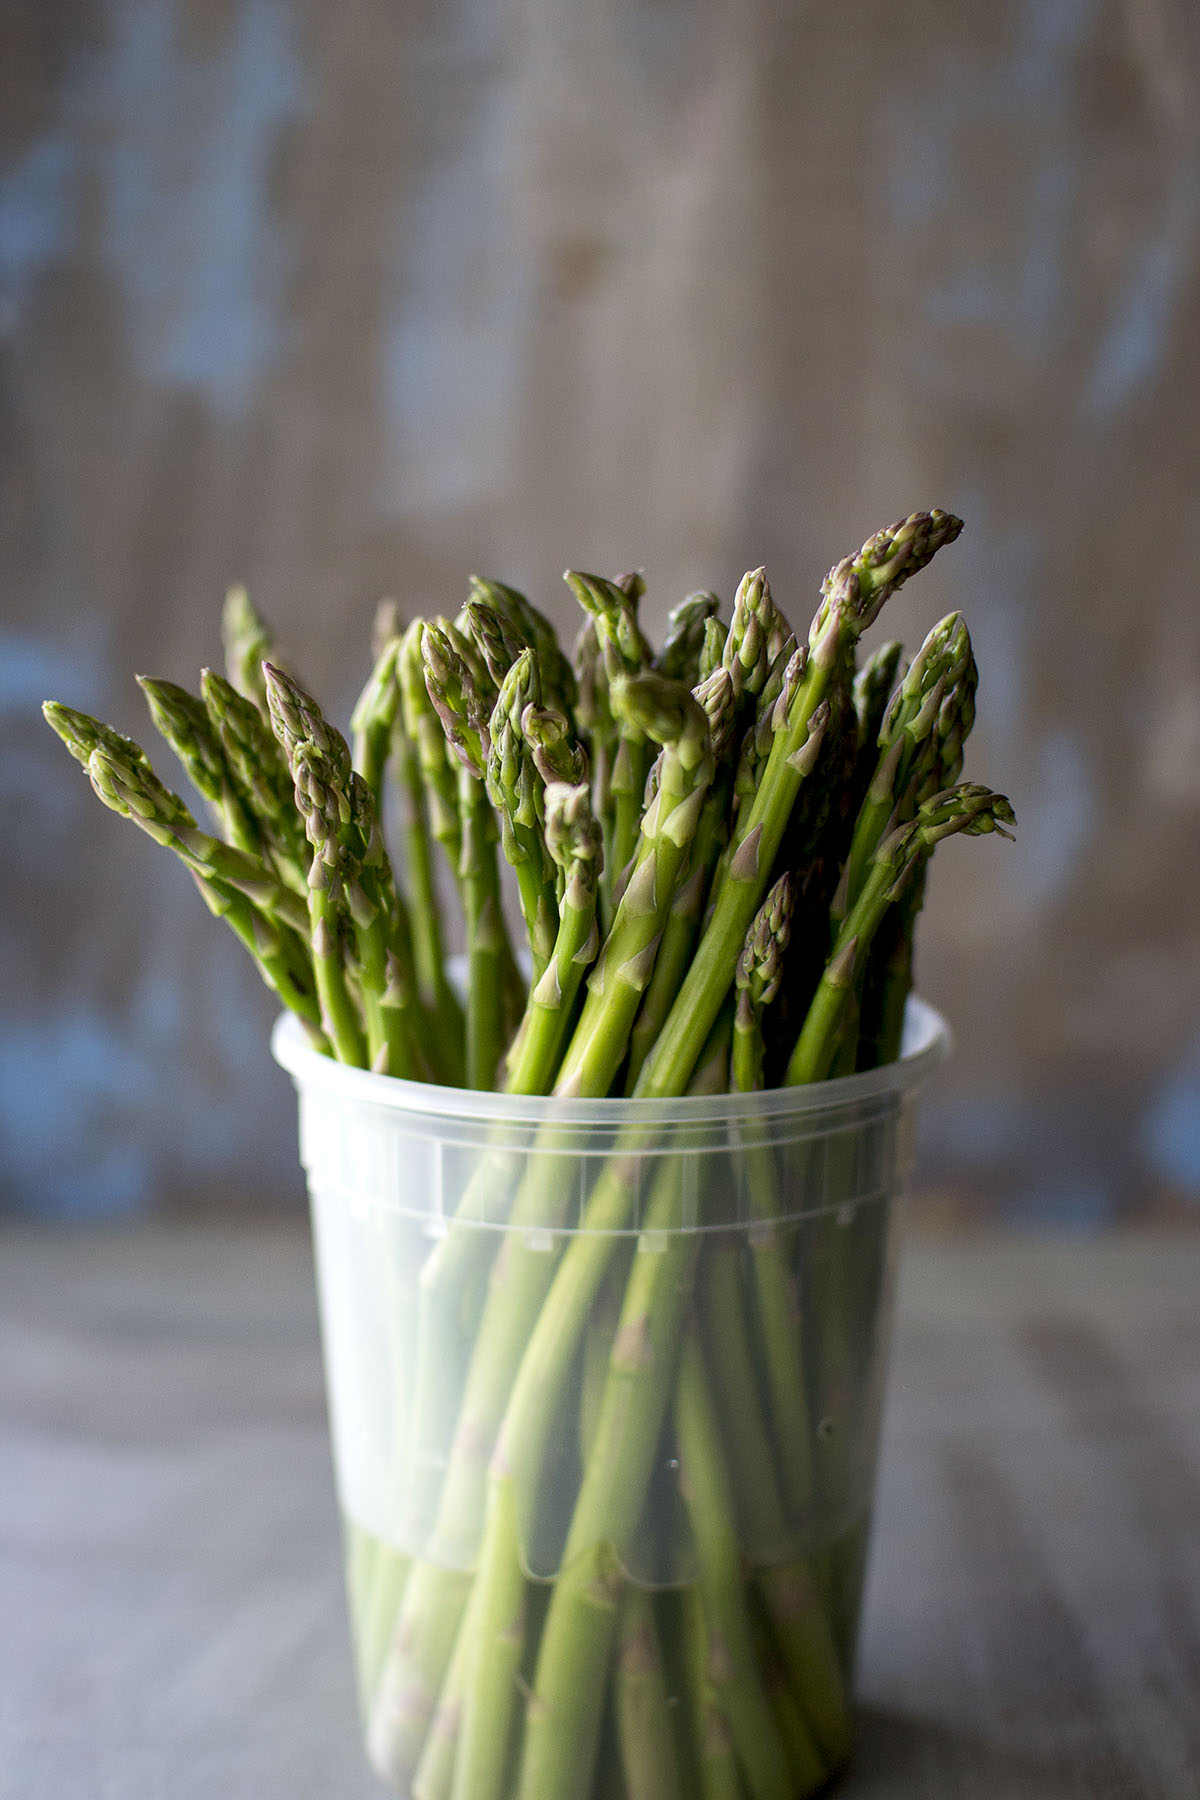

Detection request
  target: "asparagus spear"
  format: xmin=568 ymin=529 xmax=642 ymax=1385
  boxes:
xmin=136 ymin=674 xmax=262 ymax=856
xmin=673 ymin=1322 xmax=812 ymax=1800
xmin=43 ymin=703 xmax=310 ymax=940
xmin=565 ymin=569 xmax=656 ymax=912
xmin=622 ymin=668 xmax=738 ymax=1091
xmin=721 ymin=567 xmax=784 ymax=714
xmin=851 ymin=639 xmax=905 ymax=802
xmin=507 ymin=1015 xmax=733 ymax=1800
xmin=221 ymin=584 xmax=280 ymax=715
xmin=852 ymin=619 xmax=976 ymax=1069
xmin=698 ymin=614 xmax=728 ymax=682
xmin=43 ymin=704 xmax=323 ymax=1034
xmin=839 ymin=611 xmax=976 ymax=916
xmin=654 ymin=590 xmax=721 ymax=685
xmin=732 ymin=871 xmax=792 ymax=1095
xmin=614 ymin=1586 xmax=683 ymax=1800
xmin=636 ymin=510 xmax=964 ymax=1101
xmin=264 ymin=668 xmax=368 ymax=1066
xmin=200 ymin=668 xmax=311 ymax=895
xmin=552 ymin=671 xmax=716 ymax=1098
xmin=485 ymin=650 xmax=559 ymax=981
xmin=785 ymin=784 xmax=1015 ymax=1086
xmin=504 ymin=781 xmax=602 ymax=1095
xmin=350 ymin=633 xmax=405 ymax=809
xmin=398 ymin=620 xmax=463 ymax=888
xmin=469 ymin=575 xmax=578 ymax=720
xmin=421 ymin=622 xmax=514 ymax=1089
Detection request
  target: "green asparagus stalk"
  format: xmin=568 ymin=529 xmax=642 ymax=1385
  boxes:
xmin=614 ymin=1586 xmax=683 ymax=1800
xmin=485 ymin=651 xmax=559 ymax=981
xmin=636 ymin=510 xmax=964 ymax=1101
xmin=136 ymin=674 xmax=262 ymax=855
xmin=785 ymin=784 xmax=1015 ymax=1086
xmin=839 ymin=611 xmax=977 ymax=917
xmin=350 ymin=633 xmax=405 ymax=809
xmin=553 ymin=670 xmax=717 ymax=1098
xmin=565 ymin=569 xmax=655 ymax=910
xmin=43 ymin=703 xmax=311 ymax=941
xmin=680 ymin=1581 xmax=743 ymax=1800
xmin=364 ymin=629 xmax=465 ymax=1070
xmin=622 ymin=668 xmax=738 ymax=1091
xmin=728 ymin=876 xmax=815 ymax=1521
xmin=721 ymin=567 xmax=784 ymax=715
xmin=398 ymin=620 xmax=463 ymax=886
xmin=504 ymin=781 xmax=602 ymax=1095
xmin=698 ymin=614 xmax=728 ymax=682
xmin=851 ymin=639 xmax=905 ymax=799
xmin=42 ymin=705 xmax=324 ymax=1036
xmin=421 ymin=622 xmax=514 ymax=1089
xmin=469 ymin=575 xmax=578 ymax=721
xmin=221 ymin=583 xmax=280 ymax=715
xmin=506 ymin=1016 xmax=732 ymax=1800
xmin=673 ymin=1322 xmax=799 ymax=1800
xmin=654 ymin=590 xmax=722 ymax=684
xmin=199 ymin=668 xmax=311 ymax=894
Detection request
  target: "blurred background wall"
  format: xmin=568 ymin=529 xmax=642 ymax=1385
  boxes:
xmin=4 ymin=0 xmax=1199 ymax=1224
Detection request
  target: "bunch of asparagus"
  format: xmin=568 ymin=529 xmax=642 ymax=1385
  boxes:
xmin=45 ymin=511 xmax=1013 ymax=1800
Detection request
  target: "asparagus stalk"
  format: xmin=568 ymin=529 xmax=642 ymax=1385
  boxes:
xmin=504 ymin=781 xmax=602 ymax=1095
xmin=269 ymin=729 xmax=366 ymax=1064
xmin=200 ymin=668 xmax=311 ymax=894
xmin=622 ymin=668 xmax=738 ymax=1091
xmin=565 ymin=569 xmax=655 ymax=911
xmin=221 ymin=583 xmax=280 ymax=715
xmin=506 ymin=1016 xmax=732 ymax=1800
xmin=785 ymin=784 xmax=1015 ymax=1086
xmin=398 ymin=620 xmax=463 ymax=886
xmin=362 ymin=628 xmax=465 ymax=1070
xmin=614 ymin=1586 xmax=683 ymax=1800
xmin=350 ymin=633 xmax=405 ymax=809
xmin=43 ymin=703 xmax=311 ymax=941
xmin=636 ymin=510 xmax=964 ymax=1101
xmin=654 ymin=590 xmax=721 ymax=684
xmin=485 ymin=651 xmax=559 ymax=981
xmin=421 ymin=622 xmax=514 ymax=1089
xmin=851 ymin=639 xmax=905 ymax=800
xmin=136 ymin=674 xmax=261 ymax=856
xmin=728 ymin=877 xmax=816 ymax=1522
xmin=553 ymin=671 xmax=717 ymax=1098
xmin=840 ymin=611 xmax=977 ymax=916
xmin=469 ymin=575 xmax=578 ymax=721
xmin=673 ymin=1321 xmax=798 ymax=1800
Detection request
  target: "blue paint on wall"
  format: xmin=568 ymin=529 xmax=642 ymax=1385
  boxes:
xmin=382 ymin=84 xmax=528 ymax=516
xmin=1142 ymin=1031 xmax=1200 ymax=1198
xmin=0 ymin=1011 xmax=154 ymax=1218
xmin=1020 ymin=729 xmax=1094 ymax=905
xmin=1084 ymin=169 xmax=1197 ymax=416
xmin=0 ymin=136 xmax=76 ymax=298
xmin=0 ymin=0 xmax=307 ymax=415
xmin=99 ymin=0 xmax=307 ymax=411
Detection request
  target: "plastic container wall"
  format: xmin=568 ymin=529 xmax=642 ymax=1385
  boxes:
xmin=274 ymin=1000 xmax=948 ymax=1800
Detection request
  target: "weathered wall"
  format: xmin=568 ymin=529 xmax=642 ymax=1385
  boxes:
xmin=4 ymin=0 xmax=1199 ymax=1221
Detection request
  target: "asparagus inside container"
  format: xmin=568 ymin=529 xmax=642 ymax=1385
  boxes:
xmin=44 ymin=512 xmax=1015 ymax=1800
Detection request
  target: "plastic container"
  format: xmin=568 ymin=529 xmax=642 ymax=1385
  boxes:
xmin=273 ymin=999 xmax=949 ymax=1800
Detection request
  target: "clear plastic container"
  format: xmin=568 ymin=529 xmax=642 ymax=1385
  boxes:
xmin=273 ymin=1000 xmax=949 ymax=1800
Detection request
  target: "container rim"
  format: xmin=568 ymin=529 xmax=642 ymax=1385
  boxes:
xmin=271 ymin=996 xmax=951 ymax=1125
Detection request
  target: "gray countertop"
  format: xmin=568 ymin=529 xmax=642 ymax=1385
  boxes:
xmin=2 ymin=1221 xmax=1197 ymax=1799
